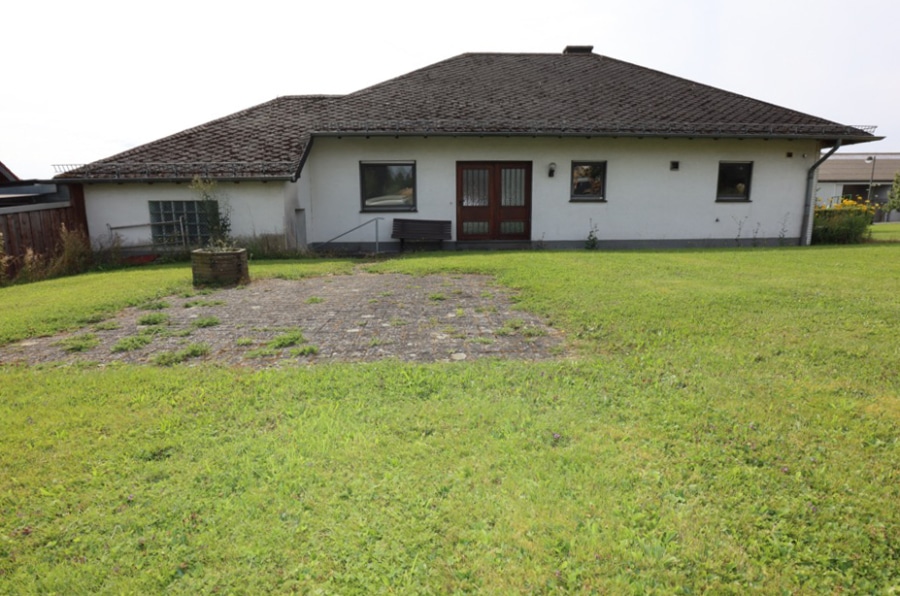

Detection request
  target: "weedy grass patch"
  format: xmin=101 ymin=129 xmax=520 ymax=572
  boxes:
xmin=151 ymin=343 xmax=211 ymax=366
xmin=191 ymin=316 xmax=220 ymax=329
xmin=267 ymin=329 xmax=306 ymax=349
xmin=53 ymin=333 xmax=99 ymax=353
xmin=111 ymin=335 xmax=154 ymax=353
xmin=137 ymin=313 xmax=169 ymax=326
xmin=1 ymin=247 xmax=899 ymax=593
xmin=139 ymin=300 xmax=170 ymax=311
xmin=183 ymin=299 xmax=225 ymax=308
xmin=290 ymin=345 xmax=318 ymax=357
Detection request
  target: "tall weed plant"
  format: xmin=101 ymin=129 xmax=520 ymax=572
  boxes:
xmin=47 ymin=224 xmax=93 ymax=278
xmin=3 ymin=224 xmax=94 ymax=285
xmin=0 ymin=232 xmax=8 ymax=286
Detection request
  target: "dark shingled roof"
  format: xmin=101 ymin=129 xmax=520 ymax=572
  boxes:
xmin=57 ymin=96 xmax=337 ymax=181
xmin=57 ymin=51 xmax=879 ymax=182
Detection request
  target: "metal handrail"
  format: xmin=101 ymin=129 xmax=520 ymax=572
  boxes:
xmin=107 ymin=217 xmax=189 ymax=248
xmin=319 ymin=217 xmax=384 ymax=253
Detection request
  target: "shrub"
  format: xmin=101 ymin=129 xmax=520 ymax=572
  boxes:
xmin=812 ymin=196 xmax=875 ymax=244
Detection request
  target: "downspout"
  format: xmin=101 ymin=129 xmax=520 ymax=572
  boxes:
xmin=800 ymin=139 xmax=842 ymax=246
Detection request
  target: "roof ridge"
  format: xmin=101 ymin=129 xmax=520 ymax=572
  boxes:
xmin=343 ymin=51 xmax=602 ymax=98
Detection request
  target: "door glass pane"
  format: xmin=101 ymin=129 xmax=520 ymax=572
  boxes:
xmin=501 ymin=168 xmax=525 ymax=207
xmin=500 ymin=221 xmax=525 ymax=235
xmin=462 ymin=169 xmax=489 ymax=207
xmin=462 ymin=221 xmax=489 ymax=235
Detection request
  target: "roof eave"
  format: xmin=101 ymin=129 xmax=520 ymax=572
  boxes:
xmin=55 ymin=175 xmax=293 ymax=184
xmin=819 ymin=135 xmax=884 ymax=148
xmin=309 ymin=130 xmax=882 ymax=144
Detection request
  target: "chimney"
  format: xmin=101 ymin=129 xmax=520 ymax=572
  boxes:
xmin=563 ymin=45 xmax=594 ymax=55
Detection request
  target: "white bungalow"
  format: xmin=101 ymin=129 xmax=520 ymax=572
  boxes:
xmin=56 ymin=46 xmax=881 ymax=252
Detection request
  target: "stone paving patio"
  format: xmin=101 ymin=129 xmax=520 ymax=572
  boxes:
xmin=0 ymin=272 xmax=564 ymax=368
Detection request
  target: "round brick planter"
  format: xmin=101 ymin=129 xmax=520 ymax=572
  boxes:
xmin=191 ymin=248 xmax=250 ymax=287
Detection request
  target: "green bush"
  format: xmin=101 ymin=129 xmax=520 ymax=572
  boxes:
xmin=812 ymin=197 xmax=874 ymax=244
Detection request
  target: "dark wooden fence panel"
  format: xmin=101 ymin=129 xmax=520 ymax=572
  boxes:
xmin=0 ymin=184 xmax=88 ymax=278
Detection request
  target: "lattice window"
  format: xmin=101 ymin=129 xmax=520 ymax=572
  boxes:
xmin=149 ymin=201 xmax=215 ymax=246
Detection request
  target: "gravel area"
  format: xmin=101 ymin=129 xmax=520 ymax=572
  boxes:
xmin=0 ymin=272 xmax=564 ymax=368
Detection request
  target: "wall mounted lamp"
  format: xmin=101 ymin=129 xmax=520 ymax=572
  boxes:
xmin=548 ymin=162 xmax=557 ymax=177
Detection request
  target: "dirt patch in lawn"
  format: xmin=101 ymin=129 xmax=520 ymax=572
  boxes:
xmin=0 ymin=272 xmax=564 ymax=368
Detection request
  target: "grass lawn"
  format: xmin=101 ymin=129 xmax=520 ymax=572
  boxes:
xmin=871 ymin=222 xmax=900 ymax=242
xmin=2 ymin=247 xmax=899 ymax=593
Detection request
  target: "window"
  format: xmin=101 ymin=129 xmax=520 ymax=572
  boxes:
xmin=570 ymin=161 xmax=607 ymax=201
xmin=149 ymin=200 xmax=216 ymax=245
xmin=716 ymin=162 xmax=752 ymax=201
xmin=360 ymin=162 xmax=416 ymax=211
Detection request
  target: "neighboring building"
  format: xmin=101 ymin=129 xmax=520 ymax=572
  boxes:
xmin=816 ymin=153 xmax=900 ymax=222
xmin=0 ymin=161 xmax=18 ymax=184
xmin=55 ymin=46 xmax=881 ymax=252
xmin=0 ymin=160 xmax=88 ymax=275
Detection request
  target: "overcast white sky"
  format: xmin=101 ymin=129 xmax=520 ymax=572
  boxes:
xmin=2 ymin=0 xmax=898 ymax=180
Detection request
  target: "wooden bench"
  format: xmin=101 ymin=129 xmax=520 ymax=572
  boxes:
xmin=391 ymin=218 xmax=452 ymax=250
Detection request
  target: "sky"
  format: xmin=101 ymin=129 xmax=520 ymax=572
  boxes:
xmin=2 ymin=0 xmax=899 ymax=180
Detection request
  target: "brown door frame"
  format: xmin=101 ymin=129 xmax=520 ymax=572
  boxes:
xmin=456 ymin=161 xmax=532 ymax=241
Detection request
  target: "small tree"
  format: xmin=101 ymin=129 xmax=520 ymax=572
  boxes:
xmin=189 ymin=176 xmax=232 ymax=249
xmin=884 ymin=172 xmax=900 ymax=221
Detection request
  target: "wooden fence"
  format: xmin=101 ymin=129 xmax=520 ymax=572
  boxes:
xmin=0 ymin=184 xmax=87 ymax=278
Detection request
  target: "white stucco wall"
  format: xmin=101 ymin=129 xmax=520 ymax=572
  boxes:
xmin=83 ymin=181 xmax=289 ymax=248
xmin=301 ymin=136 xmax=820 ymax=245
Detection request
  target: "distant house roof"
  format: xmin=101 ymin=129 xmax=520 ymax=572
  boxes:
xmin=0 ymin=160 xmax=18 ymax=183
xmin=818 ymin=153 xmax=900 ymax=183
xmin=56 ymin=48 xmax=880 ymax=183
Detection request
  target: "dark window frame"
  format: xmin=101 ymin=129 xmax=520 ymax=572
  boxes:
xmin=570 ymin=161 xmax=607 ymax=202
xmin=149 ymin=200 xmax=215 ymax=246
xmin=716 ymin=161 xmax=753 ymax=202
xmin=359 ymin=161 xmax=417 ymax=213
